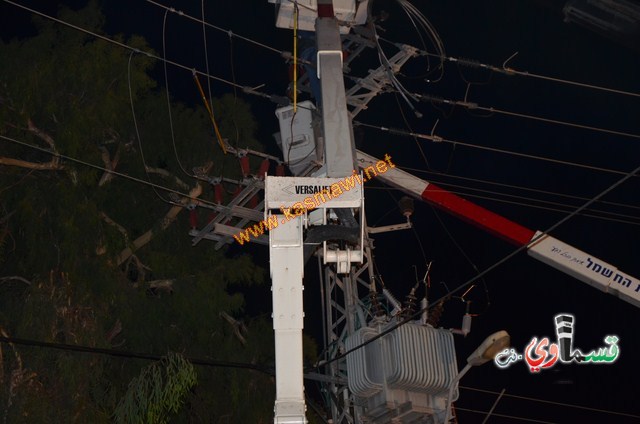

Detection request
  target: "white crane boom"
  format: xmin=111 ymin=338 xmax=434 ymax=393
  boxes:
xmin=356 ymin=150 xmax=640 ymax=308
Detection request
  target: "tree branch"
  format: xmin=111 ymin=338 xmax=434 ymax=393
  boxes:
xmin=116 ymin=182 xmax=204 ymax=266
xmin=99 ymin=211 xmax=129 ymax=245
xmin=0 ymin=276 xmax=32 ymax=286
xmin=0 ymin=157 xmax=63 ymax=171
xmin=0 ymin=119 xmax=62 ymax=171
xmin=147 ymin=279 xmax=174 ymax=293
xmin=26 ymin=119 xmax=55 ymax=150
xmin=145 ymin=167 xmax=190 ymax=190
xmin=98 ymin=143 xmax=122 ymax=187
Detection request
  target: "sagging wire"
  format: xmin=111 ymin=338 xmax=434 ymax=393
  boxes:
xmin=227 ymin=30 xmax=241 ymax=150
xmin=162 ymin=9 xmax=194 ymax=178
xmin=127 ymin=51 xmax=172 ymax=205
xmin=397 ymin=0 xmax=445 ymax=83
xmin=200 ymin=0 xmax=215 ymax=123
xmin=367 ymin=0 xmax=446 ymax=118
xmin=392 ymin=91 xmax=431 ymax=170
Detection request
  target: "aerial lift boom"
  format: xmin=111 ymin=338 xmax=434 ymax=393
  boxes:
xmin=267 ymin=1 xmax=367 ymax=422
xmin=356 ymin=150 xmax=640 ymax=308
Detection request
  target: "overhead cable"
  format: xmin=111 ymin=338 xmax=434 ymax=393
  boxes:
xmin=354 ymin=121 xmax=634 ymax=177
xmin=162 ymin=9 xmax=194 ymax=178
xmin=419 ymin=179 xmax=640 ymax=224
xmin=127 ymin=51 xmax=172 ymax=204
xmin=388 ymin=39 xmax=640 ymax=100
xmin=0 ymin=335 xmax=273 ymax=374
xmin=0 ymin=134 xmax=222 ymax=210
xmin=418 ymin=93 xmax=640 ymax=141
xmin=460 ymin=385 xmax=640 ymax=419
xmin=198 ymin=0 xmax=227 ymax=154
xmin=364 ymin=185 xmax=640 ymax=227
xmin=453 ymin=407 xmax=555 ymax=424
xmin=2 ymin=0 xmax=276 ymax=102
xmin=399 ymin=165 xmax=640 ymax=214
xmin=149 ymin=0 xmax=640 ymax=103
xmin=146 ymin=0 xmax=284 ymax=55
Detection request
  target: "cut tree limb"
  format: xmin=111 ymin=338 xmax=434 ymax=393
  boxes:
xmin=0 ymin=119 xmax=62 ymax=171
xmin=145 ymin=167 xmax=190 ymax=190
xmin=0 ymin=276 xmax=32 ymax=286
xmin=116 ymin=182 xmax=204 ymax=266
xmin=98 ymin=142 xmax=122 ymax=187
xmin=99 ymin=212 xmax=129 ymax=245
xmin=0 ymin=157 xmax=63 ymax=171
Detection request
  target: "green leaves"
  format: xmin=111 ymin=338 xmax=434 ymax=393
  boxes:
xmin=113 ymin=352 xmax=197 ymax=424
xmin=0 ymin=1 xmax=275 ymax=421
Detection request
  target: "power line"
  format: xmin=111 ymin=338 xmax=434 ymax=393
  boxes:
xmin=162 ymin=8 xmax=194 ymax=178
xmin=417 ymin=178 xmax=640 ymax=225
xmin=355 ymin=121 xmax=634 ymax=177
xmin=128 ymin=50 xmax=172 ymax=204
xmin=399 ymin=165 xmax=640 ymax=214
xmin=19 ymin=0 xmax=637 ymax=226
xmin=142 ymin=2 xmax=640 ymax=106
xmin=454 ymin=406 xmax=557 ymax=423
xmin=1 ymin=0 xmax=275 ymax=101
xmin=385 ymin=38 xmax=640 ymax=100
xmin=460 ymin=385 xmax=640 ymax=419
xmin=0 ymin=335 xmax=273 ymax=374
xmin=417 ymin=93 xmax=640 ymax=141
xmin=0 ymin=134 xmax=217 ymax=209
xmin=146 ymin=0 xmax=285 ymax=56
xmin=365 ymin=185 xmax=640 ymax=226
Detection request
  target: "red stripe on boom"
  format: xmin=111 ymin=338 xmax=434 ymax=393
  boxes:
xmin=422 ymin=183 xmax=535 ymax=246
xmin=317 ymin=3 xmax=334 ymax=17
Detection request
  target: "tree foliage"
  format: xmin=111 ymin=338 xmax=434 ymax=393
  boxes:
xmin=114 ymin=352 xmax=197 ymax=424
xmin=0 ymin=2 xmax=281 ymax=422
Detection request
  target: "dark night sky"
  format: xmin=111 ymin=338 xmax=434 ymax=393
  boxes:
xmin=2 ymin=0 xmax=640 ymax=422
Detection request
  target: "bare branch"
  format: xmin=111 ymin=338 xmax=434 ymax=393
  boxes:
xmin=126 ymin=254 xmax=152 ymax=283
xmin=116 ymin=160 xmax=209 ymax=266
xmin=220 ymin=312 xmax=247 ymax=345
xmin=26 ymin=119 xmax=55 ymax=150
xmin=0 ymin=157 xmax=63 ymax=171
xmin=99 ymin=212 xmax=129 ymax=250
xmin=145 ymin=166 xmax=190 ymax=190
xmin=0 ymin=276 xmax=32 ymax=286
xmin=98 ymin=142 xmax=122 ymax=187
xmin=147 ymin=279 xmax=174 ymax=294
xmin=105 ymin=319 xmax=122 ymax=344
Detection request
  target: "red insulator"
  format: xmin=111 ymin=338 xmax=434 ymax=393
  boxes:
xmin=189 ymin=209 xmax=198 ymax=229
xmin=239 ymin=155 xmax=250 ymax=177
xmin=276 ymin=164 xmax=285 ymax=176
xmin=248 ymin=194 xmax=258 ymax=209
xmin=257 ymin=159 xmax=270 ymax=179
xmin=214 ymin=184 xmax=223 ymax=204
